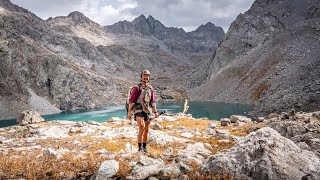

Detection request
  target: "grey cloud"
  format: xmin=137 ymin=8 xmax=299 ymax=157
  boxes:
xmin=11 ymin=0 xmax=82 ymax=19
xmin=10 ymin=0 xmax=255 ymax=32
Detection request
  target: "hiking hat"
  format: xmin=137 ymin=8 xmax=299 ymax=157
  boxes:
xmin=141 ymin=70 xmax=151 ymax=77
xmin=142 ymin=70 xmax=150 ymax=75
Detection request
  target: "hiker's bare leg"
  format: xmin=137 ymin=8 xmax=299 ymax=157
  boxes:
xmin=143 ymin=120 xmax=150 ymax=143
xmin=137 ymin=116 xmax=145 ymax=143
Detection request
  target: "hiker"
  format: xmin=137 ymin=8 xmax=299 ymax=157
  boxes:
xmin=127 ymin=70 xmax=159 ymax=152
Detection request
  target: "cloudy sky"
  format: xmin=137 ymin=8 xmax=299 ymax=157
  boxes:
xmin=11 ymin=0 xmax=255 ymax=32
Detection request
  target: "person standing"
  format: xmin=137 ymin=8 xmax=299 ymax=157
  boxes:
xmin=127 ymin=70 xmax=159 ymax=152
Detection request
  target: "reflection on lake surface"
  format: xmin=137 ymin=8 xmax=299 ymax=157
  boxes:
xmin=0 ymin=101 xmax=252 ymax=128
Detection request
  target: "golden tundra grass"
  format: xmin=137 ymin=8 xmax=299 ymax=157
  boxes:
xmin=0 ymin=118 xmax=261 ymax=179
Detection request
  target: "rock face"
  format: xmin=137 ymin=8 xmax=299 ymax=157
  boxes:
xmin=201 ymin=127 xmax=320 ymax=180
xmin=16 ymin=110 xmax=44 ymax=125
xmin=0 ymin=1 xmax=224 ymax=120
xmin=190 ymin=0 xmax=320 ymax=116
xmin=104 ymin=15 xmax=224 ymax=58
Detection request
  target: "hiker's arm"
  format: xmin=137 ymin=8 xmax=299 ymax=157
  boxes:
xmin=127 ymin=87 xmax=138 ymax=120
xmin=127 ymin=103 xmax=134 ymax=119
xmin=151 ymin=88 xmax=159 ymax=117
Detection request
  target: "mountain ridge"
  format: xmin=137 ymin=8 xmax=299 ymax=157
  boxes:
xmin=0 ymin=0 xmax=224 ymax=120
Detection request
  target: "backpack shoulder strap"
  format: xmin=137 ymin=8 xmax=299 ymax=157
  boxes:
xmin=133 ymin=83 xmax=142 ymax=103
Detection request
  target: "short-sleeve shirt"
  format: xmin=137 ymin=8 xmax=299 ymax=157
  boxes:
xmin=129 ymin=84 xmax=156 ymax=104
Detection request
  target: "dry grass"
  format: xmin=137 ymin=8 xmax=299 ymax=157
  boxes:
xmin=160 ymin=118 xmax=213 ymax=131
xmin=0 ymin=151 xmax=104 ymax=179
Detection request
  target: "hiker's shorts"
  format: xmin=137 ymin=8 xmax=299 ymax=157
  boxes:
xmin=135 ymin=111 xmax=150 ymax=121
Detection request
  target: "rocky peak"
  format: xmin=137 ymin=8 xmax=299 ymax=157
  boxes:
xmin=0 ymin=0 xmax=22 ymax=11
xmin=146 ymin=15 xmax=166 ymax=34
xmin=67 ymin=11 xmax=86 ymax=19
xmin=47 ymin=11 xmax=101 ymax=30
xmin=188 ymin=22 xmax=224 ymax=41
xmin=131 ymin=14 xmax=151 ymax=35
xmin=195 ymin=22 xmax=221 ymax=32
xmin=66 ymin=11 xmax=99 ymax=27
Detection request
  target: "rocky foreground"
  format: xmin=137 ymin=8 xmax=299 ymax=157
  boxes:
xmin=0 ymin=111 xmax=320 ymax=179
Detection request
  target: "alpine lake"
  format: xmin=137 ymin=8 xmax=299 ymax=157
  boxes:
xmin=0 ymin=101 xmax=252 ymax=128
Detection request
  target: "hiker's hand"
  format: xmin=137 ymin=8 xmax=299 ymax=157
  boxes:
xmin=127 ymin=114 xmax=132 ymax=120
xmin=155 ymin=112 xmax=159 ymax=118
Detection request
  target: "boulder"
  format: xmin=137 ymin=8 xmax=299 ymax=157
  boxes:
xmin=312 ymin=111 xmax=320 ymax=119
xmin=150 ymin=122 xmax=162 ymax=130
xmin=234 ymin=120 xmax=245 ymax=126
xmin=216 ymin=130 xmax=230 ymax=138
xmin=268 ymin=113 xmax=279 ymax=119
xmin=220 ymin=118 xmax=230 ymax=126
xmin=180 ymin=132 xmax=194 ymax=138
xmin=208 ymin=122 xmax=217 ymax=128
xmin=128 ymin=156 xmax=165 ymax=179
xmin=95 ymin=160 xmax=119 ymax=180
xmin=229 ymin=115 xmax=252 ymax=123
xmin=200 ymin=127 xmax=320 ymax=180
xmin=257 ymin=117 xmax=265 ymax=123
xmin=16 ymin=110 xmax=44 ymax=125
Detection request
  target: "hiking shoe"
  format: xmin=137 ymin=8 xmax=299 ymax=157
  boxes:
xmin=142 ymin=147 xmax=148 ymax=153
xmin=138 ymin=148 xmax=144 ymax=153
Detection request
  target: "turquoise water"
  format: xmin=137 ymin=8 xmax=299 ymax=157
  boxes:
xmin=0 ymin=101 xmax=251 ymax=128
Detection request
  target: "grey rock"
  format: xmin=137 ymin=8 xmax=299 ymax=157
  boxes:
xmin=129 ymin=156 xmax=165 ymax=179
xmin=208 ymin=122 xmax=217 ymax=128
xmin=268 ymin=121 xmax=307 ymax=138
xmin=160 ymin=163 xmax=181 ymax=177
xmin=220 ymin=118 xmax=231 ymax=126
xmin=150 ymin=122 xmax=162 ymax=130
xmin=229 ymin=115 xmax=252 ymax=123
xmin=281 ymin=112 xmax=290 ymax=119
xmin=216 ymin=130 xmax=231 ymax=138
xmin=268 ymin=113 xmax=280 ymax=119
xmin=177 ymin=174 xmax=189 ymax=180
xmin=297 ymin=142 xmax=311 ymax=151
xmin=46 ymin=148 xmax=61 ymax=159
xmin=205 ymin=128 xmax=216 ymax=135
xmin=95 ymin=160 xmax=119 ymax=180
xmin=312 ymin=111 xmax=320 ymax=119
xmin=16 ymin=110 xmax=44 ymax=125
xmin=177 ymin=162 xmax=192 ymax=174
xmin=234 ymin=120 xmax=245 ymax=126
xmin=201 ymin=127 xmax=320 ymax=179
xmin=180 ymin=132 xmax=194 ymax=138
xmin=88 ymin=121 xmax=101 ymax=126
xmin=257 ymin=117 xmax=265 ymax=123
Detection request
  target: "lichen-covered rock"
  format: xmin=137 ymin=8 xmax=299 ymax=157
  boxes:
xmin=200 ymin=127 xmax=320 ymax=180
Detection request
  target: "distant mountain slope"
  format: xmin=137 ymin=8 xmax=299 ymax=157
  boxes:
xmin=104 ymin=15 xmax=224 ymax=59
xmin=0 ymin=0 xmax=224 ymax=120
xmin=190 ymin=0 xmax=320 ymax=116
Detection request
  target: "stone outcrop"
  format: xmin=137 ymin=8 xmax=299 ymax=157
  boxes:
xmin=201 ymin=127 xmax=320 ymax=180
xmin=16 ymin=110 xmax=44 ymax=125
xmin=265 ymin=111 xmax=320 ymax=157
xmin=190 ymin=0 xmax=320 ymax=116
